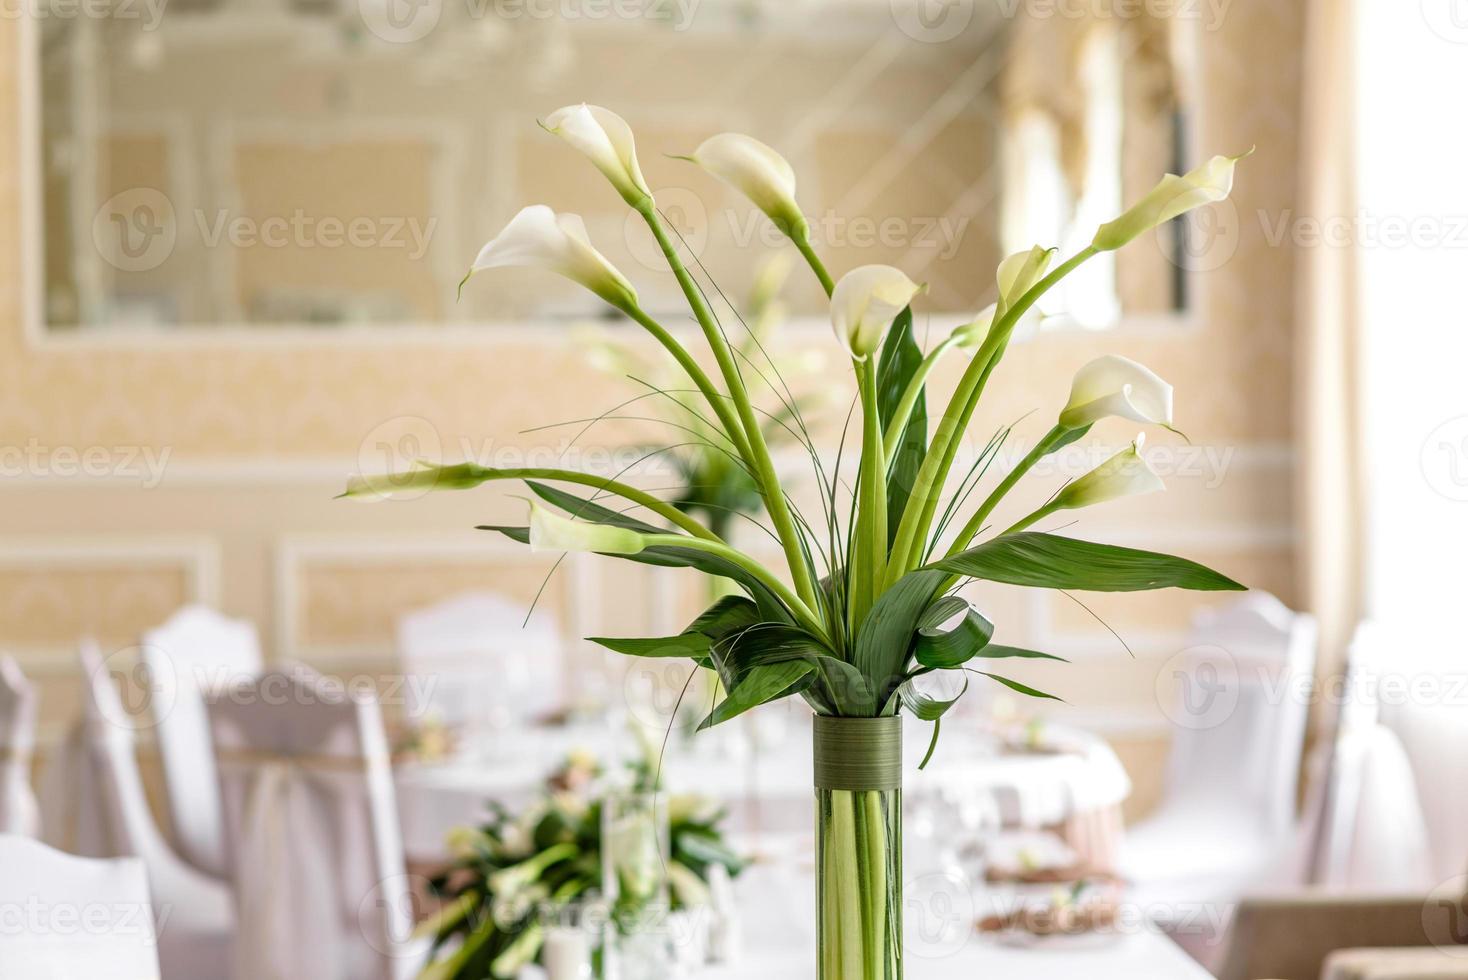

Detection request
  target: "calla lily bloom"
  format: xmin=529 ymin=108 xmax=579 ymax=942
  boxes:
xmin=1093 ymin=151 xmax=1251 ymax=251
xmin=831 ymin=265 xmax=923 ymax=359
xmin=541 ymin=104 xmax=652 ymax=207
xmin=1054 ymin=435 xmax=1165 ymax=509
xmin=679 ymin=132 xmax=807 ymax=237
xmin=996 ymin=246 xmax=1055 ymax=316
xmin=466 ymin=205 xmax=638 ymax=313
xmin=529 ymin=501 xmax=647 ymax=555
xmin=1058 ymin=355 xmax=1174 ymax=430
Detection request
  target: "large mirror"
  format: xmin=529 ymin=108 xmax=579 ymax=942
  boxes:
xmin=33 ymin=0 xmax=1199 ymax=333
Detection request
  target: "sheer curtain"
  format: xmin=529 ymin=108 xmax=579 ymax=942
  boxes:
xmin=1293 ymin=0 xmax=1364 ymax=700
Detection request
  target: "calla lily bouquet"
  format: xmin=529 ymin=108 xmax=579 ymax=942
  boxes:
xmin=349 ymin=102 xmax=1248 ymax=979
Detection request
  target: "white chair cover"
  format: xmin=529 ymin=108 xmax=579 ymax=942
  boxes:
xmin=1124 ymin=594 xmax=1318 ymax=912
xmin=0 ymin=835 xmax=161 ymax=979
xmin=396 ymin=591 xmax=563 ymax=729
xmin=142 ymin=606 xmax=263 ymax=878
xmin=75 ymin=642 xmax=234 ymax=979
xmin=0 ymin=657 xmax=40 ymax=837
xmin=209 ymin=666 xmax=424 ymax=980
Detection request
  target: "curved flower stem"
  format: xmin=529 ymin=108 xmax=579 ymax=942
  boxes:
xmin=1000 ymin=499 xmax=1062 ymax=536
xmin=640 ymin=533 xmax=828 ymax=643
xmin=625 ymin=305 xmax=754 ymax=465
xmin=638 ymin=202 xmax=821 ymax=614
xmin=881 ymin=336 xmax=959 ymax=459
xmin=793 ymin=228 xmax=836 ymax=296
xmin=885 ymin=248 xmax=1098 ymax=587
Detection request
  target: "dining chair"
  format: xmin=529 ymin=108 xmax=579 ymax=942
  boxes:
xmin=209 ymin=664 xmax=426 ymax=980
xmin=1121 ymin=593 xmax=1318 ymax=960
xmin=395 ymin=591 xmax=563 ymax=730
xmin=76 ymin=641 xmax=234 ymax=979
xmin=0 ymin=656 xmax=40 ymax=837
xmin=0 ymin=834 xmax=161 ymax=979
xmin=141 ymin=605 xmax=263 ymax=878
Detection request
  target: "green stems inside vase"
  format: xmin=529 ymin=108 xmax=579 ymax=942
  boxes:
xmin=814 ymin=716 xmax=903 ymax=979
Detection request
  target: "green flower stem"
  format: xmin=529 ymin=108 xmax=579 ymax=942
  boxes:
xmin=639 ymin=533 xmax=827 ymax=642
xmin=625 ymin=304 xmax=754 ymax=465
xmin=793 ymin=228 xmax=836 ymax=296
xmin=881 ymin=336 xmax=959 ymax=460
xmin=638 ymin=202 xmax=822 ymax=614
xmin=851 ymin=357 xmax=888 ymax=630
xmin=819 ymin=788 xmax=898 ymax=979
xmin=942 ymin=423 xmax=1069 ymax=558
xmin=885 ymin=248 xmax=1098 ymax=586
xmin=460 ymin=465 xmax=720 ymax=542
xmin=826 ymin=791 xmax=864 ymax=977
xmin=1001 ymin=498 xmax=1063 ymax=536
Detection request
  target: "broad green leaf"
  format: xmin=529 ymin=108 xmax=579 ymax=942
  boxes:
xmin=712 ymin=624 xmax=872 ymax=715
xmin=914 ymin=598 xmax=995 ymax=669
xmin=876 ymin=307 xmax=926 ymax=547
xmin=526 ymin=481 xmax=661 ymax=533
xmin=698 ymin=661 xmax=814 ymax=729
xmin=854 ymin=568 xmax=947 ymax=708
xmin=973 ymin=644 xmax=1069 ymax=663
xmin=972 ymin=672 xmax=1064 ymax=702
xmin=932 ymin=532 xmax=1246 ymax=592
xmin=479 ymin=524 xmax=791 ymax=622
xmin=590 ymin=634 xmax=711 ymax=658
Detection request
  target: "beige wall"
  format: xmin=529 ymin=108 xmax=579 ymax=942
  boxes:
xmin=0 ymin=4 xmax=1303 ymax=817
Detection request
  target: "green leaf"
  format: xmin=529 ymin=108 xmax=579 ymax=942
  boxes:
xmin=478 ymin=524 xmax=792 ymax=622
xmin=698 ymin=661 xmax=814 ymax=729
xmin=973 ymin=644 xmax=1069 ymax=663
xmin=525 ymin=481 xmax=662 ymax=533
xmin=914 ymin=597 xmax=995 ymax=669
xmin=932 ymin=532 xmax=1246 ymax=592
xmin=972 ymin=672 xmax=1064 ymax=702
xmin=590 ymin=595 xmax=764 ymax=660
xmin=897 ymin=674 xmax=969 ymax=770
xmin=713 ymin=624 xmax=873 ymax=716
xmin=854 ymin=568 xmax=947 ymax=709
xmin=876 ymin=307 xmax=926 ymax=547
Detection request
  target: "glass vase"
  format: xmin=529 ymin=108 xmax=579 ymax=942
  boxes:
xmin=601 ymin=789 xmax=672 ymax=980
xmin=814 ymin=715 xmax=903 ymax=979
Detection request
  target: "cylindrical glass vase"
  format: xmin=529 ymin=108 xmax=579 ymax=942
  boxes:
xmin=814 ymin=715 xmax=903 ymax=979
xmin=602 ymin=789 xmax=672 ymax=979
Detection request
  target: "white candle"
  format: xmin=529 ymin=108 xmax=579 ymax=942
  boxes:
xmin=542 ymin=926 xmax=591 ymax=980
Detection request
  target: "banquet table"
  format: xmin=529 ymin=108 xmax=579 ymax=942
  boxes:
xmin=394 ymin=715 xmax=1130 ymax=863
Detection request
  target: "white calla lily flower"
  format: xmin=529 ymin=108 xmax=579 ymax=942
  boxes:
xmin=467 ymin=205 xmax=639 ymax=313
xmin=830 ymin=265 xmax=923 ymax=359
xmin=1093 ymin=150 xmax=1251 ymax=251
xmin=680 ymin=133 xmax=807 ymax=236
xmin=541 ymin=104 xmax=652 ymax=207
xmin=1055 ymin=434 xmax=1165 ymax=509
xmin=1059 ymin=355 xmax=1174 ymax=430
xmin=995 ymin=246 xmax=1055 ymax=316
xmin=528 ymin=502 xmax=647 ymax=555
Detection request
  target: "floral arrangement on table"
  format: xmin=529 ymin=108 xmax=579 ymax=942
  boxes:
xmin=417 ymin=749 xmax=743 ymax=979
xmin=347 ymin=103 xmax=1249 ymax=978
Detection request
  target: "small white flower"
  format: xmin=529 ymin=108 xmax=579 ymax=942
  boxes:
xmin=830 ymin=265 xmax=923 ymax=359
xmin=529 ymin=501 xmax=647 ymax=555
xmin=680 ymin=132 xmax=806 ymax=236
xmin=1058 ymin=355 xmax=1174 ymax=430
xmin=1054 ymin=434 xmax=1165 ymax=509
xmin=995 ymin=246 xmax=1055 ymax=316
xmin=467 ymin=205 xmax=638 ymax=313
xmin=541 ymin=104 xmax=652 ymax=207
xmin=1093 ymin=151 xmax=1251 ymax=251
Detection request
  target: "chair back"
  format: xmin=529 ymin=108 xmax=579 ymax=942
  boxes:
xmin=209 ymin=666 xmax=417 ymax=980
xmin=142 ymin=605 xmax=262 ymax=877
xmin=0 ymin=657 xmax=40 ymax=837
xmin=395 ymin=591 xmax=562 ymax=728
xmin=0 ymin=835 xmax=160 ymax=979
xmin=1161 ymin=593 xmax=1317 ymax=837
